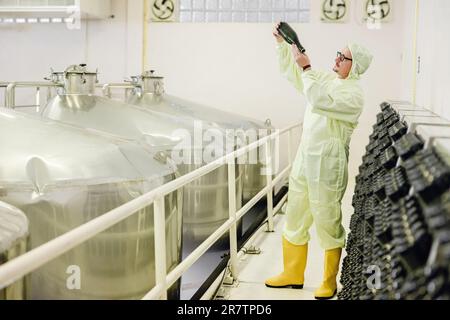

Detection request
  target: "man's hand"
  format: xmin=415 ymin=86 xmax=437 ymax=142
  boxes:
xmin=291 ymin=44 xmax=311 ymax=70
xmin=273 ymin=22 xmax=283 ymax=44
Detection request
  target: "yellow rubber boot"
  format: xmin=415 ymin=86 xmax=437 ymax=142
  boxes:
xmin=265 ymin=238 xmax=308 ymax=289
xmin=314 ymin=248 xmax=342 ymax=299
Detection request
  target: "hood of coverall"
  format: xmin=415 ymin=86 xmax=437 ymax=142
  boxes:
xmin=346 ymin=43 xmax=373 ymax=80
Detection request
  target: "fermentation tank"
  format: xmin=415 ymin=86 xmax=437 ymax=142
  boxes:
xmin=124 ymin=71 xmax=272 ymax=202
xmin=0 ymin=201 xmax=29 ymax=300
xmin=39 ymin=65 xmax=243 ymax=241
xmin=0 ymin=109 xmax=182 ymax=299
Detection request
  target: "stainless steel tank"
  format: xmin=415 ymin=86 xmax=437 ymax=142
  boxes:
xmin=40 ymin=65 xmax=243 ymax=242
xmin=0 ymin=201 xmax=29 ymax=300
xmin=0 ymin=108 xmax=182 ymax=299
xmin=124 ymin=71 xmax=272 ymax=202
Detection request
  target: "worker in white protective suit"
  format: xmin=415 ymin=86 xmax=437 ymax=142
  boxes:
xmin=265 ymin=23 xmax=373 ymax=299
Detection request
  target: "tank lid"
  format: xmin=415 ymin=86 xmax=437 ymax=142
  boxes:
xmin=141 ymin=70 xmax=164 ymax=79
xmin=0 ymin=201 xmax=28 ymax=254
xmin=64 ymin=64 xmax=98 ymax=76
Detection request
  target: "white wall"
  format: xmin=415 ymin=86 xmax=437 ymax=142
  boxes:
xmin=399 ymin=0 xmax=417 ymax=104
xmin=414 ymin=0 xmax=450 ymax=120
xmin=0 ymin=0 xmax=135 ymax=105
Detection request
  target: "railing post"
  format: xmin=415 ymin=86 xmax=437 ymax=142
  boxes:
xmin=102 ymin=84 xmax=112 ymax=98
xmin=125 ymin=88 xmax=131 ymax=100
xmin=227 ymin=157 xmax=238 ymax=280
xmin=265 ymin=140 xmax=274 ymax=232
xmin=35 ymin=87 xmax=40 ymax=112
xmin=154 ymin=196 xmax=168 ymax=300
xmin=46 ymin=87 xmax=52 ymax=104
xmin=5 ymin=83 xmax=15 ymax=109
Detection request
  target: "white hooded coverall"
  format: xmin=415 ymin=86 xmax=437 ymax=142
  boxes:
xmin=279 ymin=42 xmax=373 ymax=250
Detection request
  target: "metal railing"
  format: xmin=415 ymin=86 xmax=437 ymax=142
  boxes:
xmin=0 ymin=120 xmax=301 ymax=300
xmin=3 ymin=82 xmax=62 ymax=110
xmin=1 ymin=81 xmax=134 ymax=108
xmin=98 ymin=83 xmax=135 ymax=99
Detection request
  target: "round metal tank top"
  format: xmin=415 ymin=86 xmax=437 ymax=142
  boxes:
xmin=0 ymin=109 xmax=182 ymax=300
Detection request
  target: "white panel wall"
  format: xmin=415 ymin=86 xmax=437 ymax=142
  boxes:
xmin=415 ymin=0 xmax=450 ymax=120
xmin=399 ymin=0 xmax=417 ymax=104
xmin=400 ymin=0 xmax=450 ymax=121
xmin=415 ymin=0 xmax=434 ymax=111
xmin=431 ymin=1 xmax=450 ymax=120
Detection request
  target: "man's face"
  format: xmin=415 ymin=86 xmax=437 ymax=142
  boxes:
xmin=333 ymin=47 xmax=353 ymax=79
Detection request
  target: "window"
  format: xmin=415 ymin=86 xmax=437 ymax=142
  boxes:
xmin=179 ymin=0 xmax=310 ymax=23
xmin=0 ymin=0 xmax=75 ymax=6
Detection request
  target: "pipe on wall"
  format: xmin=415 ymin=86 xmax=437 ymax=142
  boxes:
xmin=142 ymin=0 xmax=150 ymax=73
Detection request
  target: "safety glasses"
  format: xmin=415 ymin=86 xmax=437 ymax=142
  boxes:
xmin=337 ymin=51 xmax=353 ymax=62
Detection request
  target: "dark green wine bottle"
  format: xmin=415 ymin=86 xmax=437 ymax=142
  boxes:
xmin=277 ymin=22 xmax=306 ymax=53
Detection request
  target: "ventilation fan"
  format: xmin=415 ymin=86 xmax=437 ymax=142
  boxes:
xmin=321 ymin=0 xmax=349 ymax=23
xmin=365 ymin=0 xmax=392 ymax=23
xmin=150 ymin=0 xmax=178 ymax=22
